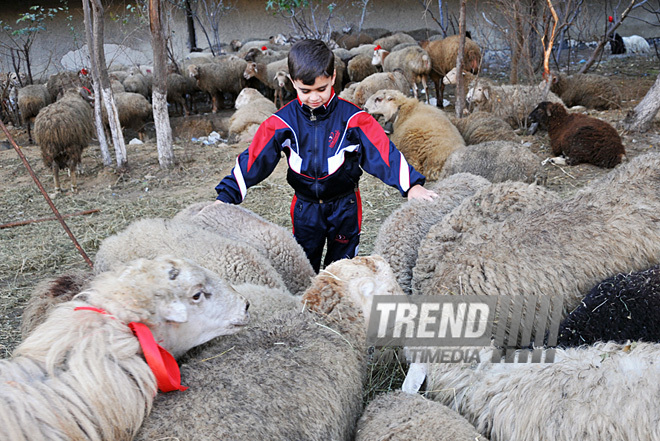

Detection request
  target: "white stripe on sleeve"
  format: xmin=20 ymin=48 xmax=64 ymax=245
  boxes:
xmin=399 ymin=152 xmax=410 ymax=192
xmin=233 ymin=157 xmax=247 ymax=201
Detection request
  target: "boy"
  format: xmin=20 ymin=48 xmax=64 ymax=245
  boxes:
xmin=215 ymin=39 xmax=437 ymax=272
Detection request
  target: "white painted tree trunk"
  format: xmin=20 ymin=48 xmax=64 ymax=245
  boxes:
xmin=622 ymin=73 xmax=660 ymax=133
xmin=153 ymin=91 xmax=174 ymax=167
xmin=101 ymin=88 xmax=127 ymax=168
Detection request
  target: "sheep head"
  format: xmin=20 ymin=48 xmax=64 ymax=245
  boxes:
xmin=363 ymin=89 xmax=407 ymax=123
xmin=275 ymin=70 xmax=289 ymax=88
xmin=466 ymin=80 xmax=490 ymax=104
xmin=372 ymin=48 xmax=388 ymax=66
xmin=235 ymin=87 xmax=263 ymax=109
xmin=80 ymin=255 xmax=250 ymax=358
xmin=244 ymin=62 xmax=257 ymax=80
xmin=302 ymin=256 xmax=403 ymax=326
xmin=187 ymin=64 xmax=200 ymax=79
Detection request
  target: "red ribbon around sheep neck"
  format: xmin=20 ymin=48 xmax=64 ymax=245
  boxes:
xmin=74 ymin=306 xmax=187 ymax=393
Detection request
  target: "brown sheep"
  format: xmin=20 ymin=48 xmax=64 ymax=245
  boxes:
xmin=420 ymin=35 xmax=482 ymax=107
xmin=364 ymin=89 xmax=465 ymax=180
xmin=46 ymin=70 xmax=90 ymax=102
xmin=102 ymin=92 xmax=153 ymax=141
xmin=550 ymin=72 xmax=622 ymax=110
xmin=33 ymin=88 xmax=94 ymax=194
xmin=188 ymin=55 xmax=247 ymax=113
xmin=373 ymin=32 xmax=417 ymax=51
xmin=17 ymin=84 xmax=51 ymax=143
xmin=243 ymin=59 xmax=290 ymax=108
xmin=347 ymin=54 xmax=378 ymax=83
xmin=528 ymin=101 xmax=626 ymax=168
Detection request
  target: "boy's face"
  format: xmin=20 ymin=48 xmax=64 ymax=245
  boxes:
xmin=290 ymin=71 xmax=336 ymax=109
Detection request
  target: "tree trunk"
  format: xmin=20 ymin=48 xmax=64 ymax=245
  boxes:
xmin=91 ymin=0 xmax=127 ymax=169
xmin=150 ymin=0 xmax=175 ymax=169
xmin=621 ymin=73 xmax=660 ymax=132
xmin=185 ymin=0 xmax=198 ymax=51
xmin=82 ymin=0 xmax=111 ymax=167
xmin=454 ymin=0 xmax=466 ymax=118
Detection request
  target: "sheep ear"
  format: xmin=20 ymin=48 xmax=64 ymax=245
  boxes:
xmin=483 ymin=88 xmax=490 ymax=101
xmin=160 ymin=300 xmax=188 ymax=323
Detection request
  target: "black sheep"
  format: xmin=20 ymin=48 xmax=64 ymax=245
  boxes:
xmin=609 ymin=32 xmax=626 ymax=54
xmin=558 ymin=265 xmax=660 ymax=347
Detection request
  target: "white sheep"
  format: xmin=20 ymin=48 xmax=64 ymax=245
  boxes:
xmin=412 ymin=152 xmax=660 ymax=318
xmin=172 ymin=201 xmax=315 ymax=296
xmin=363 ymin=89 xmax=465 ymax=179
xmin=622 ymin=35 xmax=651 ymax=54
xmin=373 ymin=173 xmax=491 ymax=295
xmin=227 ymin=87 xmax=277 ymax=144
xmin=94 ymin=217 xmax=288 ymax=291
xmin=355 ymin=390 xmax=487 ymax=441
xmin=1 ymin=255 xmax=249 ymax=441
xmin=135 ymin=255 xmax=403 ymax=441
xmin=438 ymin=140 xmax=545 ymax=184
xmin=372 ymin=45 xmax=432 ymax=102
xmin=425 ymin=342 xmax=660 ymax=441
xmin=466 ymin=77 xmax=565 ymax=129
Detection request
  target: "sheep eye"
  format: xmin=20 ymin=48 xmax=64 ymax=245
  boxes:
xmin=375 ymin=97 xmax=382 ymax=103
xmin=192 ymin=291 xmax=203 ymax=301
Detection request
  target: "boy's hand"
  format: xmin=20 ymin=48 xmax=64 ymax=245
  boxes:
xmin=407 ymin=184 xmax=438 ymax=201
xmin=214 ymin=199 xmax=224 ymax=205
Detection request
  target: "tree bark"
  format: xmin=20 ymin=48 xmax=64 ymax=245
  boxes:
xmin=621 ymin=73 xmax=660 ymax=132
xmin=150 ymin=0 xmax=175 ymax=169
xmin=185 ymin=0 xmax=198 ymax=51
xmin=91 ymin=0 xmax=127 ymax=169
xmin=455 ymin=0 xmax=466 ymax=118
xmin=82 ymin=0 xmax=111 ymax=167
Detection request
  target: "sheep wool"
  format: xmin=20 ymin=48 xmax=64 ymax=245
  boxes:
xmin=136 ymin=256 xmax=399 ymax=441
xmin=94 ymin=217 xmax=288 ymax=291
xmin=412 ymin=152 xmax=660 ymax=317
xmin=352 ymin=71 xmax=410 ymax=107
xmin=438 ymin=140 xmax=545 ymax=184
xmin=228 ymin=87 xmax=278 ymax=144
xmin=426 ymin=342 xmax=660 ymax=441
xmin=373 ymin=173 xmax=490 ymax=294
xmin=558 ymin=264 xmax=660 ymax=347
xmin=173 ymin=201 xmax=315 ymax=296
xmin=355 ymin=391 xmax=488 ymax=441
xmin=1 ymin=256 xmax=249 ymax=441
xmin=550 ymin=72 xmax=622 ymax=110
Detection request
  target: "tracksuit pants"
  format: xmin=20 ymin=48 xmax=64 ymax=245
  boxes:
xmin=290 ymin=190 xmax=362 ymax=273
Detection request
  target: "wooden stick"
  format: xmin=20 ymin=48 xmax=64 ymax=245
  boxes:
xmin=0 ymin=120 xmax=94 ymax=269
xmin=0 ymin=209 xmax=100 ymax=229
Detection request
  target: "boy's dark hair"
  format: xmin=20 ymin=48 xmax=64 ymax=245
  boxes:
xmin=287 ymin=39 xmax=335 ymax=85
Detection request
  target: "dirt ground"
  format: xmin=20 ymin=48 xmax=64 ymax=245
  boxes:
xmin=1 ymin=52 xmax=659 ymax=360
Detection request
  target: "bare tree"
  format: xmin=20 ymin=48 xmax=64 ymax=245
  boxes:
xmin=621 ymin=73 xmax=660 ymax=132
xmin=266 ymin=0 xmax=348 ymax=41
xmin=578 ymin=0 xmax=646 ymax=74
xmin=85 ymin=0 xmax=127 ymax=169
xmin=150 ymin=0 xmax=175 ymax=169
xmin=455 ymin=0 xmax=467 ymax=117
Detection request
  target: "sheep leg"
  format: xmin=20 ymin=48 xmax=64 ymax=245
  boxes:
xmin=211 ymin=94 xmax=218 ymax=113
xmin=52 ymin=163 xmax=62 ymax=194
xmin=412 ymin=83 xmax=419 ymax=100
xmin=439 ymin=81 xmax=446 ymax=108
xmin=421 ymin=77 xmax=430 ymax=104
xmin=274 ymin=87 xmax=282 ymax=109
xmin=70 ymin=163 xmax=78 ymax=193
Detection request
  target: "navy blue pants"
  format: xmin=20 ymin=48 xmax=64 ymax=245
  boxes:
xmin=290 ymin=191 xmax=362 ymax=273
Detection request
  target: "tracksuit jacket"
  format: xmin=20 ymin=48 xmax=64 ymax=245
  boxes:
xmin=215 ymin=89 xmax=426 ymax=270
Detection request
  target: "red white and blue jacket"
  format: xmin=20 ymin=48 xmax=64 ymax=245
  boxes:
xmin=215 ymin=90 xmax=426 ymax=204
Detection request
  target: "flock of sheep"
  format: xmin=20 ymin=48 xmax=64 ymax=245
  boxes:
xmin=3 ymin=27 xmax=660 ymax=441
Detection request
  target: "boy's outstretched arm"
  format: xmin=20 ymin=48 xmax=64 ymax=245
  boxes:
xmin=407 ymin=184 xmax=438 ymax=201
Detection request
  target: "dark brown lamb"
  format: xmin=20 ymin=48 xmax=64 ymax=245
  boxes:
xmin=529 ymin=101 xmax=625 ymax=168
